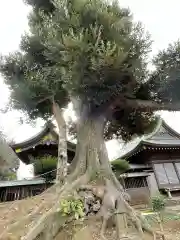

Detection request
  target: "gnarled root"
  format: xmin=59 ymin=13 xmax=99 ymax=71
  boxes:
xmin=3 ymin=174 xmax=167 ymax=240
xmin=21 ymin=173 xmax=90 ymax=240
xmin=96 ymin=178 xmax=167 ymax=240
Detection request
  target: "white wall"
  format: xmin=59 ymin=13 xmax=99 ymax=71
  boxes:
xmin=16 ymin=160 xmax=34 ymax=180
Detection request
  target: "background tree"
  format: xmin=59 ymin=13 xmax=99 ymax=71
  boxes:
xmin=151 ymin=41 xmax=180 ymax=104
xmin=0 ymin=0 xmax=69 ymax=183
xmin=0 ymin=131 xmax=19 ymax=177
xmin=2 ymin=0 xmax=180 ymax=239
xmin=34 ymin=155 xmax=57 ymax=182
xmin=111 ymin=159 xmax=130 ymax=175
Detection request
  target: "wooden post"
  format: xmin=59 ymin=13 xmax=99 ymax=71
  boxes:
xmin=166 ymin=188 xmax=172 ymax=199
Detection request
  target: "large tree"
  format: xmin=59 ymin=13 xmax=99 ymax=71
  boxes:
xmin=0 ymin=0 xmax=69 ymax=183
xmin=2 ymin=0 xmax=180 ymax=239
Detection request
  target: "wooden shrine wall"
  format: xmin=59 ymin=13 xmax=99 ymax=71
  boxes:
xmin=0 ymin=183 xmax=52 ymax=202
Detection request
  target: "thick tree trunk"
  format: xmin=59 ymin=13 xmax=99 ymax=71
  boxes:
xmin=70 ymin=114 xmax=123 ymax=185
xmin=6 ymin=113 xmax=164 ymax=240
xmin=69 ymin=114 xmax=158 ymax=239
xmin=14 ymin=111 xmax=161 ymax=240
xmin=70 ymin=115 xmax=106 ymax=178
xmin=52 ymin=101 xmax=68 ymax=184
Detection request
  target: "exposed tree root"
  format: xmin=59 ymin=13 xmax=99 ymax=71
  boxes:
xmin=2 ymin=174 xmax=167 ymax=240
xmin=2 ymin=117 xmax=167 ymax=240
xmin=78 ymin=179 xmax=166 ymax=240
xmin=21 ymin=173 xmax=90 ymax=240
xmin=0 ymin=184 xmax=60 ymax=239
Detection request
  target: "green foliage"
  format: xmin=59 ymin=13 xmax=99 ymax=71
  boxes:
xmin=34 ymin=155 xmax=57 ymax=182
xmin=0 ymin=172 xmax=17 ymax=181
xmin=0 ymin=0 xmax=68 ymax=122
xmin=31 ymin=0 xmax=162 ymax=141
xmin=145 ymin=212 xmax=180 ymax=226
xmin=1 ymin=0 xmax=180 ymax=143
xmin=59 ymin=198 xmax=85 ymax=220
xmin=6 ymin=172 xmax=17 ymax=180
xmin=111 ymin=159 xmax=130 ymax=173
xmin=151 ymin=195 xmax=166 ymax=212
xmin=150 ymin=41 xmax=180 ymax=103
xmin=25 ymin=0 xmax=55 ymax=13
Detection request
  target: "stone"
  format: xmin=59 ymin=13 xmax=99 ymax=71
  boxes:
xmin=73 ymin=226 xmax=93 ymax=240
xmin=92 ymin=200 xmax=101 ymax=212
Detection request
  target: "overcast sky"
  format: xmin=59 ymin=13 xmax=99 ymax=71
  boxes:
xmin=0 ymin=0 xmax=180 ymax=147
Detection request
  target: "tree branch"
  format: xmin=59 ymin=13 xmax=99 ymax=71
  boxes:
xmin=34 ymin=95 xmax=53 ymax=105
xmin=125 ymin=99 xmax=180 ymax=112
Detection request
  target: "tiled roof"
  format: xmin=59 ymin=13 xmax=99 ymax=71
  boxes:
xmin=0 ymin=179 xmax=45 ymax=188
xmin=116 ymin=118 xmax=180 ymax=159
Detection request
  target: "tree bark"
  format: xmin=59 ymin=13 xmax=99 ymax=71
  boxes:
xmin=68 ymin=113 xmax=157 ymax=239
xmin=52 ymin=101 xmax=68 ymax=184
xmin=14 ymin=111 xmax=161 ymax=240
xmin=70 ymin=114 xmax=106 ymax=179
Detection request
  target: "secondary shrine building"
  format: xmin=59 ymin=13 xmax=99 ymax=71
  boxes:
xmin=0 ymin=122 xmax=76 ymax=202
xmin=120 ymin=118 xmax=180 ymax=205
xmin=10 ymin=122 xmax=75 ymax=165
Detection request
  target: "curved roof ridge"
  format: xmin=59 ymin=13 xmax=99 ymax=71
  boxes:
xmin=116 ymin=117 xmax=166 ymax=159
xmin=10 ymin=121 xmax=54 ymax=149
xmin=162 ymin=120 xmax=180 ymax=138
xmin=142 ymin=116 xmax=163 ymax=141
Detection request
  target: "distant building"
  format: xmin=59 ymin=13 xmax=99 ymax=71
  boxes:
xmin=3 ymin=118 xmax=180 ymax=206
xmin=117 ymin=118 xmax=180 ymax=205
xmin=0 ymin=179 xmax=50 ymax=202
xmin=10 ymin=122 xmax=75 ymax=165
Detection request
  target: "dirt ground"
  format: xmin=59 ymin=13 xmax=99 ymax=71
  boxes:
xmin=1 ymin=189 xmax=180 ymax=240
xmin=56 ymin=217 xmax=180 ymax=240
xmin=0 ymin=186 xmax=58 ymax=239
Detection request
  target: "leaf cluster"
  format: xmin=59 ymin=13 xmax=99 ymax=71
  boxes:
xmin=59 ymin=198 xmax=85 ymax=220
xmin=151 ymin=195 xmax=166 ymax=212
xmin=111 ymin=159 xmax=130 ymax=173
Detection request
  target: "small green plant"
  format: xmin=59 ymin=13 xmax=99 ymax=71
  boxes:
xmin=111 ymin=159 xmax=130 ymax=174
xmin=151 ymin=194 xmax=166 ymax=234
xmin=7 ymin=172 xmax=17 ymax=180
xmin=151 ymin=195 xmax=166 ymax=212
xmin=1 ymin=172 xmax=17 ymax=180
xmin=34 ymin=155 xmax=57 ymax=182
xmin=59 ymin=198 xmax=85 ymax=220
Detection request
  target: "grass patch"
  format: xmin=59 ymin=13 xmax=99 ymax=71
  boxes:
xmin=145 ymin=212 xmax=180 ymax=225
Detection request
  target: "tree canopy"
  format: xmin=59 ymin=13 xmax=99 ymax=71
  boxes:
xmin=151 ymin=41 xmax=180 ymax=103
xmin=29 ymin=0 xmax=165 ymax=141
xmin=0 ymin=0 xmax=69 ymax=182
xmin=1 ymin=1 xmax=180 ymax=239
xmin=1 ymin=0 xmax=180 ymax=142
